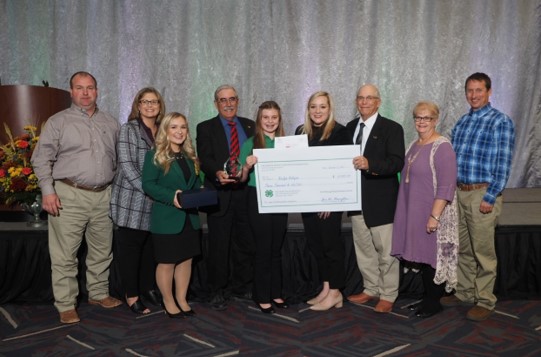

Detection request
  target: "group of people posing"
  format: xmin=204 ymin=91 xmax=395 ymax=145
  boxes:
xmin=31 ymin=71 xmax=514 ymax=324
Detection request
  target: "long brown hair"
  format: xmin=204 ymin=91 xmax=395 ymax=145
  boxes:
xmin=128 ymin=87 xmax=166 ymax=123
xmin=253 ymin=101 xmax=285 ymax=150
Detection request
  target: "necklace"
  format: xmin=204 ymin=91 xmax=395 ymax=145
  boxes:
xmin=173 ymin=152 xmax=184 ymax=160
xmin=405 ymin=144 xmax=425 ymax=184
xmin=405 ymin=132 xmax=438 ymax=183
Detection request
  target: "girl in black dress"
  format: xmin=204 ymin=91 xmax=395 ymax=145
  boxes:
xmin=296 ymin=91 xmax=350 ymax=311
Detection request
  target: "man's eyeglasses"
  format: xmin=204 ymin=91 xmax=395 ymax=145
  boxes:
xmin=217 ymin=97 xmax=238 ymax=104
xmin=413 ymin=116 xmax=434 ymax=122
xmin=356 ymin=96 xmax=379 ymax=102
xmin=140 ymin=100 xmax=160 ymax=106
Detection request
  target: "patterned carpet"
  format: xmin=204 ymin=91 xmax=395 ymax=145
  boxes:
xmin=1 ymin=297 xmax=541 ymax=356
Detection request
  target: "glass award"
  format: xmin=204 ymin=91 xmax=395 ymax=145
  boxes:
xmin=224 ymin=156 xmax=242 ymax=181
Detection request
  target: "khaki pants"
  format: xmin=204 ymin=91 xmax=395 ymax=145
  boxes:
xmin=351 ymin=216 xmax=399 ymax=302
xmin=49 ymin=181 xmax=114 ymax=312
xmin=455 ymin=189 xmax=502 ymax=310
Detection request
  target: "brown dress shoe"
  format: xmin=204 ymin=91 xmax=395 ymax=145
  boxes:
xmin=59 ymin=309 xmax=80 ymax=324
xmin=347 ymin=292 xmax=378 ymax=304
xmin=88 ymin=296 xmax=123 ymax=309
xmin=466 ymin=305 xmax=493 ymax=321
xmin=374 ymin=299 xmax=393 ymax=313
xmin=440 ymin=295 xmax=470 ymax=307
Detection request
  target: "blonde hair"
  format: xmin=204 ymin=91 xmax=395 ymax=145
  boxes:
xmin=300 ymin=91 xmax=336 ymax=141
xmin=153 ymin=112 xmax=198 ymax=174
xmin=413 ymin=101 xmax=440 ymax=119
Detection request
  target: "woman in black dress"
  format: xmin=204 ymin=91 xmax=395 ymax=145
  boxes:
xmin=142 ymin=112 xmax=202 ymax=318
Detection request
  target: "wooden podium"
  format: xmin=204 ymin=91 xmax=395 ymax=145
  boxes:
xmin=0 ymin=85 xmax=71 ymax=142
xmin=0 ymin=85 xmax=71 ymax=212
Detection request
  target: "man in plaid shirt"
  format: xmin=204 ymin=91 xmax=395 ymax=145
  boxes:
xmin=441 ymin=72 xmax=515 ymax=321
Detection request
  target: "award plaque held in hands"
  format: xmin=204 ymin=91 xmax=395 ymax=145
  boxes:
xmin=224 ymin=156 xmax=242 ymax=181
xmin=176 ymin=188 xmax=218 ymax=209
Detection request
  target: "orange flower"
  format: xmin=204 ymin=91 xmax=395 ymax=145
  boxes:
xmin=16 ymin=140 xmax=30 ymax=149
xmin=22 ymin=167 xmax=33 ymax=175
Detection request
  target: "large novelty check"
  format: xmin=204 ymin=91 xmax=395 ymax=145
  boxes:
xmin=253 ymin=145 xmax=361 ymax=213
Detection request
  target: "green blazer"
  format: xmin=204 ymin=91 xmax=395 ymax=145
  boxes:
xmin=142 ymin=150 xmax=201 ymax=234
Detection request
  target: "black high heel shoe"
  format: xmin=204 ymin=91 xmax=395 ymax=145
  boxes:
xmin=256 ymin=303 xmax=275 ymax=314
xmin=128 ymin=299 xmax=149 ymax=315
xmin=180 ymin=307 xmax=196 ymax=317
xmin=272 ymin=300 xmax=289 ymax=309
xmin=164 ymin=307 xmax=185 ymax=319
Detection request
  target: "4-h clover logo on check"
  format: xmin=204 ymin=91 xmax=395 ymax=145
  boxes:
xmin=265 ymin=190 xmax=274 ymax=198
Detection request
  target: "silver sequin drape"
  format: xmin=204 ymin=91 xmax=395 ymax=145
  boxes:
xmin=1 ymin=0 xmax=540 ymax=186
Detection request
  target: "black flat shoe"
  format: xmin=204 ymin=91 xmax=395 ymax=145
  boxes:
xmin=128 ymin=300 xmax=149 ymax=315
xmin=144 ymin=290 xmax=163 ymax=307
xmin=272 ymin=300 xmax=289 ymax=309
xmin=256 ymin=303 xmax=275 ymax=314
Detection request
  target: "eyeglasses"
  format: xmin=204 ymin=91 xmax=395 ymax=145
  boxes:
xmin=140 ymin=99 xmax=160 ymax=106
xmin=356 ymin=96 xmax=379 ymax=102
xmin=413 ymin=116 xmax=434 ymax=122
xmin=217 ymin=97 xmax=238 ymax=104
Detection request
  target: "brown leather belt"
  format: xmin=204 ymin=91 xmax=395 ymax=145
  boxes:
xmin=457 ymin=183 xmax=489 ymax=191
xmin=58 ymin=178 xmax=110 ymax=192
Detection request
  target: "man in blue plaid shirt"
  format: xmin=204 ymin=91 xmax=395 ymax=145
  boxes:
xmin=441 ymin=72 xmax=515 ymax=321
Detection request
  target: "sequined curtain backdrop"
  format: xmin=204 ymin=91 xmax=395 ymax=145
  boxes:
xmin=1 ymin=0 xmax=540 ymax=186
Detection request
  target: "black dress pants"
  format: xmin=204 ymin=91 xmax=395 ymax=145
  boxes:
xmin=301 ymin=211 xmax=345 ymax=289
xmin=115 ymin=227 xmax=156 ymax=298
xmin=206 ymin=187 xmax=254 ymax=296
xmin=247 ymin=187 xmax=288 ymax=303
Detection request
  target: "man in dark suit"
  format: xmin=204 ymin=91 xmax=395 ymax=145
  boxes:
xmin=196 ymin=85 xmax=255 ymax=310
xmin=346 ymin=84 xmax=405 ymax=313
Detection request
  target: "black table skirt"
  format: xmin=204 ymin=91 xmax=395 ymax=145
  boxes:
xmin=1 ymin=225 xmax=540 ymax=305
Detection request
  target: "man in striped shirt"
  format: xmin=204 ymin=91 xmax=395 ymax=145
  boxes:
xmin=441 ymin=72 xmax=515 ymax=321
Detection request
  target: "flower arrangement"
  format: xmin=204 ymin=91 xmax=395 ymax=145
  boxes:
xmin=0 ymin=123 xmax=41 ymax=206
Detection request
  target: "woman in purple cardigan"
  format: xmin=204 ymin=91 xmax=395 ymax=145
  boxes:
xmin=391 ymin=101 xmax=458 ymax=318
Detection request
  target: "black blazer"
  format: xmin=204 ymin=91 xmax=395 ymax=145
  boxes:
xmin=196 ymin=115 xmax=255 ymax=216
xmin=346 ymin=115 xmax=405 ymax=227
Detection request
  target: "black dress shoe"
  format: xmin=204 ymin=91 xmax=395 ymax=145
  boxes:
xmin=272 ymin=300 xmax=289 ymax=309
xmin=415 ymin=306 xmax=443 ymax=318
xmin=232 ymin=291 xmax=253 ymax=301
xmin=209 ymin=294 xmax=228 ymax=311
xmin=256 ymin=303 xmax=275 ymax=314
xmin=144 ymin=290 xmax=163 ymax=307
xmin=128 ymin=299 xmax=149 ymax=315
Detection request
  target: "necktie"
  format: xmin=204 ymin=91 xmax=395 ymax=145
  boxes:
xmin=355 ymin=122 xmax=365 ymax=145
xmin=228 ymin=121 xmax=239 ymax=159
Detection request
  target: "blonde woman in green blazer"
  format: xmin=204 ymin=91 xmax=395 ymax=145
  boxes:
xmin=142 ymin=112 xmax=201 ymax=318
